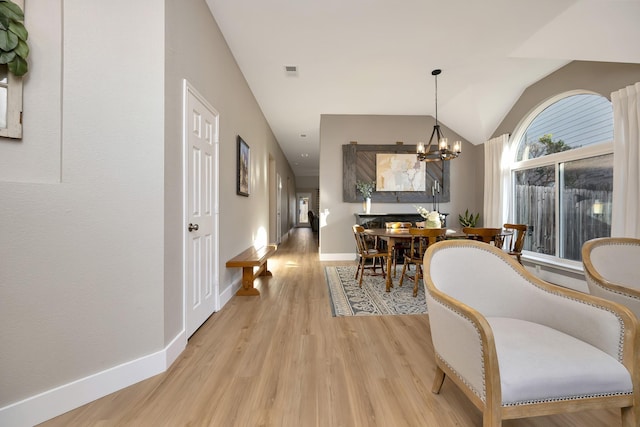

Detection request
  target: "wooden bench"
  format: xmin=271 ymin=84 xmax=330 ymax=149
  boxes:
xmin=226 ymin=244 xmax=278 ymax=296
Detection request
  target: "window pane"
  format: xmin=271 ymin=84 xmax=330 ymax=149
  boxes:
xmin=0 ymin=64 xmax=7 ymax=85
xmin=559 ymin=154 xmax=613 ymax=261
xmin=514 ymin=166 xmax=555 ymax=255
xmin=517 ymin=94 xmax=613 ymax=161
xmin=0 ymin=86 xmax=7 ymax=129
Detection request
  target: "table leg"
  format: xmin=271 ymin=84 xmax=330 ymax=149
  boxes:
xmin=385 ymin=238 xmax=394 ymax=292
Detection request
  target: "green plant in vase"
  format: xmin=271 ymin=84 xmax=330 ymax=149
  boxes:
xmin=355 ymin=180 xmax=375 ymax=200
xmin=356 ymin=180 xmax=375 ymax=213
xmin=459 ymin=209 xmax=480 ymax=228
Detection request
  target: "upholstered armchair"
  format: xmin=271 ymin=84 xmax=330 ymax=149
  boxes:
xmin=583 ymin=237 xmax=640 ymax=318
xmin=423 ymin=240 xmax=639 ymax=427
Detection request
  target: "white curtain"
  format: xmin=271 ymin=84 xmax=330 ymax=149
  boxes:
xmin=611 ymin=82 xmax=640 ymax=238
xmin=483 ymin=134 xmax=510 ymax=228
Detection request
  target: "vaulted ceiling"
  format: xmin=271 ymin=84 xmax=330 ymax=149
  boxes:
xmin=205 ymin=0 xmax=640 ymax=177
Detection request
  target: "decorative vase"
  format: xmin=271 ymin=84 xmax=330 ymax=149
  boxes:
xmin=425 ymin=211 xmax=442 ymax=228
xmin=364 ymin=197 xmax=371 ymax=214
xmin=426 ymin=218 xmax=441 ymax=228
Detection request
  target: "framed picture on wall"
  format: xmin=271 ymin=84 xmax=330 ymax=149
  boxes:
xmin=237 ymin=136 xmax=250 ymax=196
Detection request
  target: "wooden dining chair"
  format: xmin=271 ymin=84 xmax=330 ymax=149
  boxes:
xmin=463 ymin=227 xmax=504 ymax=248
xmin=502 ymin=223 xmax=527 ymax=264
xmin=384 ymin=222 xmax=412 ymax=276
xmin=399 ymin=227 xmax=446 ymax=297
xmin=352 ymin=225 xmax=387 ymax=286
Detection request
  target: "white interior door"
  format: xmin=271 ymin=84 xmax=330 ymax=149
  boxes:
xmin=184 ymin=80 xmax=219 ymax=338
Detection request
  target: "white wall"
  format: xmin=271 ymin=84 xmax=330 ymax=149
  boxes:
xmin=0 ymin=0 xmax=296 ymax=425
xmin=0 ymin=1 xmax=61 ymax=183
xmin=0 ymin=0 xmax=165 ymax=421
xmin=318 ymin=114 xmax=483 ymax=259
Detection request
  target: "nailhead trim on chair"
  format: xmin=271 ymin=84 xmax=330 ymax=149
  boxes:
xmin=434 ymin=242 xmax=628 ymax=363
xmin=502 ymin=390 xmax=633 ymax=407
xmin=429 ymin=297 xmax=486 ymax=402
xmin=585 ymin=271 xmax=640 ymax=301
xmin=435 ymin=352 xmax=486 ymax=403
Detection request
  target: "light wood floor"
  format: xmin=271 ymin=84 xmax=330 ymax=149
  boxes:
xmin=41 ymin=228 xmax=621 ymax=426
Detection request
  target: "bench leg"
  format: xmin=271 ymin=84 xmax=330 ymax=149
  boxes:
xmin=236 ymin=266 xmax=261 ymax=296
xmin=259 ymin=260 xmax=273 ymax=277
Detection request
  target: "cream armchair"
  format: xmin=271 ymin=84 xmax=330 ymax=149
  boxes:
xmin=583 ymin=237 xmax=640 ymax=318
xmin=423 ymin=240 xmax=639 ymax=427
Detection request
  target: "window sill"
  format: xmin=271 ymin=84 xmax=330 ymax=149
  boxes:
xmin=521 ymin=252 xmax=583 ymax=274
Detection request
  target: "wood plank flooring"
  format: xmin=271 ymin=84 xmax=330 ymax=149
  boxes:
xmin=40 ymin=227 xmax=621 ymax=426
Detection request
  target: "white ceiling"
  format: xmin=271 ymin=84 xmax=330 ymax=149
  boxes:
xmin=205 ymin=0 xmax=640 ymax=177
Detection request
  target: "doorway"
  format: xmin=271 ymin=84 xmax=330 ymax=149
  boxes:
xmin=297 ymin=192 xmax=312 ymax=226
xmin=183 ymin=80 xmax=220 ymax=338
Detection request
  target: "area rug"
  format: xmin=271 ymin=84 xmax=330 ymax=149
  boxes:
xmin=324 ymin=265 xmax=427 ymax=316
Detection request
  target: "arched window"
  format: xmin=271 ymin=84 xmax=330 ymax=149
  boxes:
xmin=511 ymin=92 xmax=613 ymax=264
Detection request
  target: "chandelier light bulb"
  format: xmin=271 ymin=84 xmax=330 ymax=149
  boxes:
xmin=453 ymin=140 xmax=462 ymax=154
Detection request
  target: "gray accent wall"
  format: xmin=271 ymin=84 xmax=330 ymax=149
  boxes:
xmin=493 ymin=61 xmax=640 ymax=139
xmin=319 ymin=114 xmax=483 ymax=259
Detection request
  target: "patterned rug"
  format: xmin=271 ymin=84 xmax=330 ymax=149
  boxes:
xmin=324 ymin=265 xmax=427 ymax=316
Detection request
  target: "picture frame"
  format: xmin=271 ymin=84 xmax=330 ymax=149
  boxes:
xmin=237 ymin=136 xmax=250 ymax=197
xmin=342 ymin=143 xmax=449 ymax=203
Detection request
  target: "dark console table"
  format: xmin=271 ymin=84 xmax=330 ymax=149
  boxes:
xmin=354 ymin=213 xmax=423 ymax=229
xmin=354 ymin=212 xmax=449 ymax=229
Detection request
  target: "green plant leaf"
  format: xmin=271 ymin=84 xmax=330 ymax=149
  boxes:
xmin=8 ymin=54 xmax=26 ymax=76
xmin=8 ymin=20 xmax=26 ymax=41
xmin=0 ymin=49 xmax=14 ymax=63
xmin=14 ymin=37 xmax=27 ymax=58
xmin=0 ymin=28 xmax=18 ymax=50
xmin=0 ymin=1 xmax=24 ymax=22
xmin=0 ymin=14 xmax=9 ymax=31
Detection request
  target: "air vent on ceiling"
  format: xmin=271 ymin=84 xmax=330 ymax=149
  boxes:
xmin=285 ymin=65 xmax=298 ymax=76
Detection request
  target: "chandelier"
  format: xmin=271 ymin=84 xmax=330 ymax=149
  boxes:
xmin=416 ymin=69 xmax=462 ymax=162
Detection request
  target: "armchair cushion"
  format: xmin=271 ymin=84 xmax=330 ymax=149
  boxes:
xmin=488 ymin=317 xmax=633 ymax=406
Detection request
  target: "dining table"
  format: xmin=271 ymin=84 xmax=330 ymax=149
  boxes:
xmin=364 ymin=227 xmax=466 ymax=292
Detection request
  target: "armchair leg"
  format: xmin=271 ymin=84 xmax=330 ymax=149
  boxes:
xmin=621 ymin=406 xmax=638 ymax=427
xmin=431 ymin=366 xmax=446 ymax=394
xmin=482 ymin=409 xmax=502 ymax=427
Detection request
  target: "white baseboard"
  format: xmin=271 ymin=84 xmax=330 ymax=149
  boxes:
xmin=219 ymin=278 xmax=240 ymax=308
xmin=0 ymin=331 xmax=186 ymax=427
xmin=319 ymin=252 xmax=355 ymax=261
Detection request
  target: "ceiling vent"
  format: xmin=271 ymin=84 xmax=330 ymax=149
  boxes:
xmin=285 ymin=65 xmax=298 ymax=76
